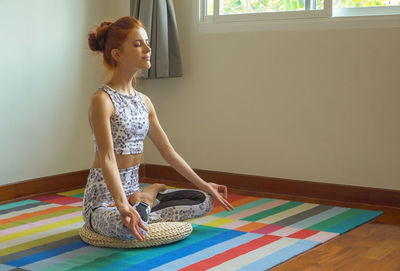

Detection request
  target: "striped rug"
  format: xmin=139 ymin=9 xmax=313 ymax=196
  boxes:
xmin=0 ymin=184 xmax=382 ymax=271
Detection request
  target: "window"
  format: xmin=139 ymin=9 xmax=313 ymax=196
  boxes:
xmin=200 ymin=0 xmax=400 ymax=23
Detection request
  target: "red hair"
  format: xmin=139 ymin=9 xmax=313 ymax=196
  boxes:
xmin=88 ymin=16 xmax=144 ymax=86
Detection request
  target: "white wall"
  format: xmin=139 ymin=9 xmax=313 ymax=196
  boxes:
xmin=142 ymin=0 xmax=400 ymax=190
xmin=0 ymin=0 xmax=131 ymax=185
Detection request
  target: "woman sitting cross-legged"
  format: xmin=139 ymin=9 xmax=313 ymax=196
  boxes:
xmin=83 ymin=16 xmax=234 ymax=242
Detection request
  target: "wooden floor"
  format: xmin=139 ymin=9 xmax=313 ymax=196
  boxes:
xmin=143 ymin=178 xmax=400 ymax=271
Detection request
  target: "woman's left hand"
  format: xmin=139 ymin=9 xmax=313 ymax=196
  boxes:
xmin=204 ymin=182 xmax=234 ymax=212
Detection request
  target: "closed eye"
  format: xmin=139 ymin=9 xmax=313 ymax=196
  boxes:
xmin=134 ymin=40 xmax=150 ymax=47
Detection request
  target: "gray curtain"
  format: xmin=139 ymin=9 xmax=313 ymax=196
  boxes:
xmin=130 ymin=0 xmax=183 ymax=79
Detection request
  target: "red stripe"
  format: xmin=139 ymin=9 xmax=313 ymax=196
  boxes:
xmin=179 ymin=235 xmax=281 ymax=271
xmin=31 ymin=194 xmax=62 ymax=201
xmin=0 ymin=205 xmax=74 ymax=225
xmin=253 ymin=224 xmax=284 ymax=234
xmin=288 ymin=229 xmax=319 ymax=239
xmin=43 ymin=196 xmax=82 ymax=205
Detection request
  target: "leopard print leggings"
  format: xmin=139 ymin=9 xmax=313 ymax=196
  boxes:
xmin=82 ymin=164 xmax=214 ymax=240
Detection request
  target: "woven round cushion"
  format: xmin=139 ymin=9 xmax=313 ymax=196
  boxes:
xmin=79 ymin=222 xmax=192 ymax=248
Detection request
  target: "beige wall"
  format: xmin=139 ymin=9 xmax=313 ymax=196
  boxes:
xmin=142 ymin=0 xmax=400 ymax=190
xmin=1 ymin=0 xmax=398 ymax=191
xmin=0 ymin=0 xmax=130 ymax=186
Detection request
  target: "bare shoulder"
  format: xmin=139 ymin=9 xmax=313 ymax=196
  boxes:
xmin=89 ymin=88 xmax=114 ymax=117
xmin=138 ymin=92 xmax=154 ymax=115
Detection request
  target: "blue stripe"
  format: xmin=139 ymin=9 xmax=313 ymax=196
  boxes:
xmin=326 ymin=210 xmax=383 ymax=234
xmin=0 ymin=200 xmax=40 ymax=211
xmin=151 ymin=232 xmax=263 ymax=271
xmin=121 ymin=228 xmax=246 ymax=271
xmin=95 ymin=225 xmax=229 ymax=271
xmin=238 ymin=239 xmax=319 ymax=271
xmin=6 ymin=241 xmax=88 ymax=267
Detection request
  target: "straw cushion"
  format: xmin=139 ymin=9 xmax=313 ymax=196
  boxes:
xmin=79 ymin=222 xmax=192 ymax=248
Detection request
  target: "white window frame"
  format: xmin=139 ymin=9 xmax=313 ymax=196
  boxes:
xmin=196 ymin=0 xmax=400 ymax=32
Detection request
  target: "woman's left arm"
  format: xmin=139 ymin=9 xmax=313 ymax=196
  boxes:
xmin=142 ymin=94 xmax=234 ymax=211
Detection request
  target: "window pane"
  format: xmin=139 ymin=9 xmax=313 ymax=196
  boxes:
xmin=316 ymin=0 xmax=325 ymax=9
xmin=220 ymin=0 xmax=307 ymax=14
xmin=333 ymin=0 xmax=400 ymax=8
xmin=207 ymin=0 xmax=214 ymax=15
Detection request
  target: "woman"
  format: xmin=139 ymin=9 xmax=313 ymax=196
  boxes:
xmin=83 ymin=16 xmax=234 ymax=242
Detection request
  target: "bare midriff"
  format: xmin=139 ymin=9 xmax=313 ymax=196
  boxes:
xmin=91 ymin=153 xmax=143 ymax=169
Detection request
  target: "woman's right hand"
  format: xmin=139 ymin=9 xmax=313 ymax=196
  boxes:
xmin=117 ymin=204 xmax=148 ymax=241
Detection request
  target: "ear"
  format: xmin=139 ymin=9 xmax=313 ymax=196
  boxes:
xmin=111 ymin=48 xmax=120 ymax=62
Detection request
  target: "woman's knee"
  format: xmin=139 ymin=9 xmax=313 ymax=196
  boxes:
xmin=148 ymin=189 xmax=214 ymax=223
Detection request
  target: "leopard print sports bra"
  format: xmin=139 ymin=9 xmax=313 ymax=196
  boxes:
xmin=92 ymin=84 xmax=149 ymax=155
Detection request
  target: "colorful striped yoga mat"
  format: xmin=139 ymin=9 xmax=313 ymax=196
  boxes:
xmin=0 ymin=183 xmax=382 ymax=271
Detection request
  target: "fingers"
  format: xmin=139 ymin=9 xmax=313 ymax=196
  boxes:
xmin=120 ymin=208 xmax=147 ymax=242
xmin=138 ymin=217 xmax=149 ymax=232
xmin=219 ymin=185 xmax=228 ymax=199
xmin=129 ymin=215 xmax=145 ymax=241
xmin=133 ymin=224 xmax=145 ymax=242
xmin=208 ymin=182 xmax=233 ymax=211
xmin=219 ymin=195 xmax=234 ymax=211
xmin=216 ymin=184 xmax=231 ymax=209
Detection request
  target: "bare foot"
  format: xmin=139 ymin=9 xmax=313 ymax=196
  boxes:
xmin=129 ymin=183 xmax=167 ymax=208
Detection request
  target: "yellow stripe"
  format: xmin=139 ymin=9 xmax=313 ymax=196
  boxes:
xmin=258 ymin=203 xmax=318 ymax=224
xmin=58 ymin=188 xmax=85 ymax=196
xmin=204 ymin=217 xmax=236 ymax=227
xmin=0 ymin=216 xmax=83 ymax=242
xmin=0 ymin=228 xmax=79 ymax=257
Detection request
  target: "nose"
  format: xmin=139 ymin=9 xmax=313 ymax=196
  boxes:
xmin=143 ymin=43 xmax=151 ymax=53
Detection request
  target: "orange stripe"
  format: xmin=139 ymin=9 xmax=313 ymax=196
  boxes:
xmin=235 ymin=222 xmax=267 ymax=232
xmin=0 ymin=205 xmax=74 ymax=226
xmin=209 ymin=196 xmax=260 ymax=215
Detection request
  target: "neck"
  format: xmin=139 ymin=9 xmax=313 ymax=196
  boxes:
xmin=107 ymin=67 xmax=139 ymax=94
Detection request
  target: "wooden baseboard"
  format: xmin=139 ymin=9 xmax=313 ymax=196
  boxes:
xmin=0 ymin=165 xmax=146 ymax=204
xmin=145 ymin=164 xmax=400 ymax=208
xmin=1 ymin=163 xmax=399 ymax=208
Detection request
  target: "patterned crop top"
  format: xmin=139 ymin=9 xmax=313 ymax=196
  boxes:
xmin=92 ymin=84 xmax=149 ymax=155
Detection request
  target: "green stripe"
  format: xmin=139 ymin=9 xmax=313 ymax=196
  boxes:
xmin=213 ymin=198 xmax=274 ymax=217
xmin=307 ymin=208 xmax=364 ymax=231
xmin=38 ymin=247 xmax=116 ymax=271
xmin=0 ymin=200 xmax=40 ymax=211
xmin=0 ymin=207 xmax=81 ymax=230
xmin=70 ymin=193 xmax=84 ymax=198
xmin=242 ymin=201 xmax=303 ymax=221
xmin=64 ymin=249 xmax=143 ymax=271
xmin=64 ymin=225 xmax=226 ymax=271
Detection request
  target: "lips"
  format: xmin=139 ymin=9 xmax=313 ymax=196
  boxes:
xmin=142 ymin=56 xmax=150 ymax=60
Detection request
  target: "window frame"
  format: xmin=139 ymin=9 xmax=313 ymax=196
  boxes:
xmin=196 ymin=0 xmax=400 ymax=32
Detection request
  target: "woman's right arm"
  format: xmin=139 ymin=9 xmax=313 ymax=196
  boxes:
xmin=88 ymin=90 xmax=147 ymax=241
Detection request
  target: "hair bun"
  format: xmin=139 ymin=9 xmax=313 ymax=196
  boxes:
xmin=88 ymin=32 xmax=101 ymax=52
xmin=88 ymin=21 xmax=114 ymax=52
xmin=100 ymin=21 xmax=113 ymax=27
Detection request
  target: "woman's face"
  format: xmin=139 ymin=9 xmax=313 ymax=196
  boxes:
xmin=114 ymin=27 xmax=151 ymax=72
